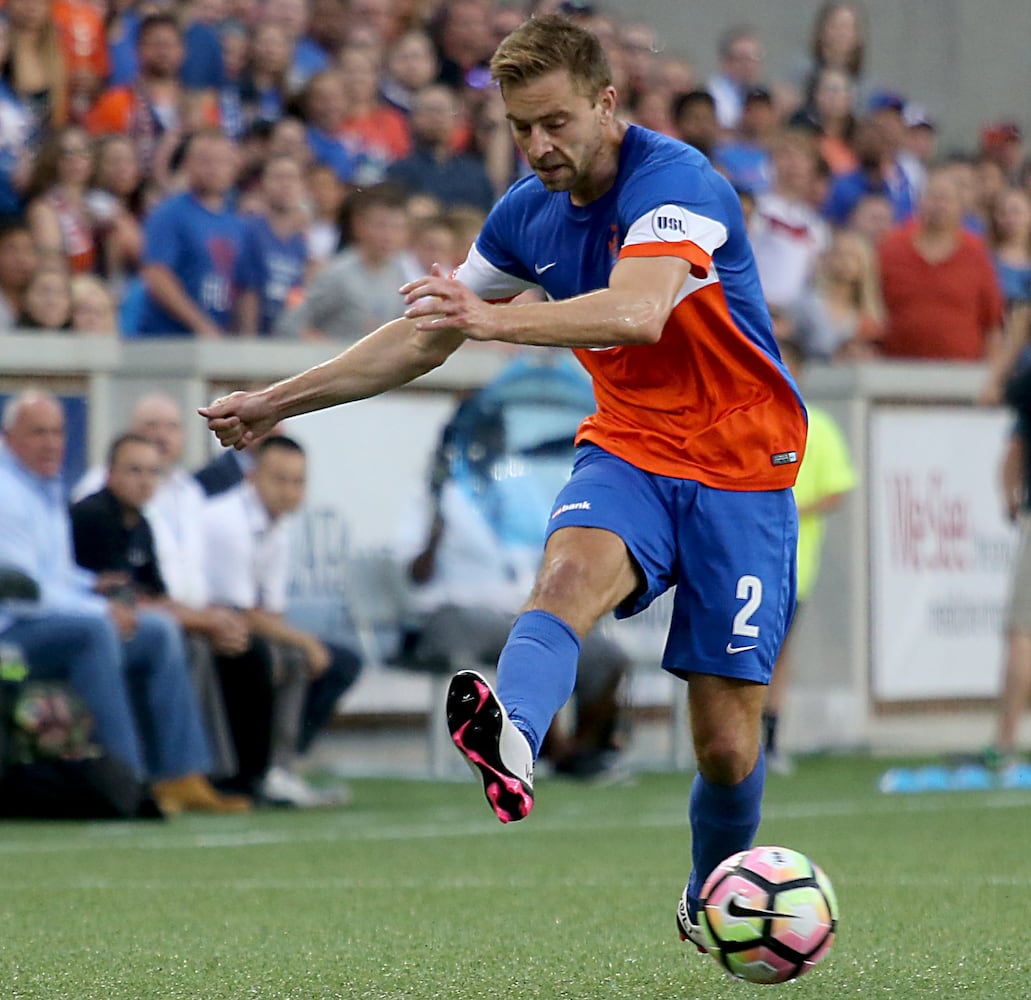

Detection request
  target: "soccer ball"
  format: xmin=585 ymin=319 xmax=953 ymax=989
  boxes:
xmin=699 ymin=845 xmax=838 ymax=984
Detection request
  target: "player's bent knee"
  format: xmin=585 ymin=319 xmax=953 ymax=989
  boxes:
xmin=529 ymin=553 xmax=627 ymax=631
xmin=694 ymin=735 xmax=759 ymax=785
xmin=528 ymin=583 xmax=601 ymax=635
xmin=532 ymin=557 xmax=584 ymax=602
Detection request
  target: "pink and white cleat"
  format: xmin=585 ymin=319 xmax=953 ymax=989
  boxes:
xmin=446 ymin=670 xmax=534 ymax=824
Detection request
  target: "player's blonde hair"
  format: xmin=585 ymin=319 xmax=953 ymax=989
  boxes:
xmin=490 ymin=15 xmax=612 ymax=99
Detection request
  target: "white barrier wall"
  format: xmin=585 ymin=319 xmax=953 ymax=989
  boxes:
xmin=288 ymin=395 xmax=458 ymax=552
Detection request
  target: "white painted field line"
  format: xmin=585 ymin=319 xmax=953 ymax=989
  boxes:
xmin=6 ymin=870 xmax=1031 ymax=893
xmin=0 ymin=791 xmax=1027 ymax=856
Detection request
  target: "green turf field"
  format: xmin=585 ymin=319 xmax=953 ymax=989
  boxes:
xmin=2 ymin=755 xmax=1029 ymax=999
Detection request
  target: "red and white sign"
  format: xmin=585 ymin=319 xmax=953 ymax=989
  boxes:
xmin=870 ymin=406 xmax=1016 ymax=700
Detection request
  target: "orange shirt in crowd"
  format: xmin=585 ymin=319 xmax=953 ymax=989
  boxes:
xmin=83 ymin=89 xmax=136 ymax=135
xmin=53 ymin=0 xmax=109 ymax=84
xmin=819 ymin=134 xmax=859 ymax=175
xmin=85 ymin=87 xmax=219 ymax=136
xmin=339 ymin=106 xmax=411 ymax=162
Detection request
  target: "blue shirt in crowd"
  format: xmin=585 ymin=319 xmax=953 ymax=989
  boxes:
xmin=385 ymin=147 xmax=496 ymax=214
xmin=181 ymin=21 xmax=224 ymax=89
xmin=291 ymin=38 xmax=330 ymax=89
xmin=995 ymin=258 xmax=1031 ymax=308
xmin=0 ymin=82 xmax=31 ymax=214
xmin=236 ymin=215 xmax=307 ymax=335
xmin=713 ymin=141 xmax=773 ymax=196
xmin=0 ymin=447 xmax=105 ymax=631
xmin=135 ymin=191 xmax=245 ymax=336
xmin=306 ymin=128 xmax=356 ymax=183
xmin=107 ymin=12 xmax=141 ymax=87
xmin=823 ymin=165 xmax=916 ymax=226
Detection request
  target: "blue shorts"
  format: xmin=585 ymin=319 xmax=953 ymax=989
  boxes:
xmin=545 ymin=444 xmax=798 ymax=684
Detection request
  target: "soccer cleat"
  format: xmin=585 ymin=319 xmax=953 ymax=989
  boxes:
xmin=446 ymin=670 xmax=534 ymax=824
xmin=676 ymin=885 xmax=710 ymax=955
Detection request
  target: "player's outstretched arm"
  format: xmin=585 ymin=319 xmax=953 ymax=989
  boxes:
xmin=403 ymin=256 xmax=695 ymax=349
xmin=200 ymin=316 xmax=465 ymax=449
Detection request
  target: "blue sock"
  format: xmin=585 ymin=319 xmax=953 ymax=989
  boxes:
xmin=496 ymin=610 xmax=580 ymax=758
xmin=685 ymin=751 xmax=766 ymax=919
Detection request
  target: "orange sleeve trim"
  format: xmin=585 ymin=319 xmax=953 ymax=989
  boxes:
xmin=620 ymin=240 xmax=710 ymax=279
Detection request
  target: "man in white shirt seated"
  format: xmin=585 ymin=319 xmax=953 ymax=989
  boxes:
xmin=201 ymin=435 xmax=362 ymax=806
xmin=395 ymin=403 xmax=630 ymax=779
xmin=74 ymin=392 xmax=265 ymax=788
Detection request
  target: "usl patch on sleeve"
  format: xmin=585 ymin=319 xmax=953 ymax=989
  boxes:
xmin=770 ymin=451 xmax=799 ymax=466
xmin=650 ymin=204 xmax=690 ymax=241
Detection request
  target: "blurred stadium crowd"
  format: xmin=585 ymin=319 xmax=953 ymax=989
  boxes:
xmin=0 ymin=0 xmax=1023 ymax=355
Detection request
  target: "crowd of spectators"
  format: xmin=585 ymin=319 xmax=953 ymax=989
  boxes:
xmin=0 ymin=0 xmax=1022 ymax=362
xmin=1 ymin=387 xmax=362 ymax=812
xmin=0 ymin=390 xmax=253 ymax=815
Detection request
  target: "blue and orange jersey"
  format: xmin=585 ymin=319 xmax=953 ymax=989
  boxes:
xmin=454 ymin=125 xmax=807 ymax=491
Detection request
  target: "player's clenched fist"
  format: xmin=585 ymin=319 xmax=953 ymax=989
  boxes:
xmin=198 ymin=390 xmax=277 ymax=450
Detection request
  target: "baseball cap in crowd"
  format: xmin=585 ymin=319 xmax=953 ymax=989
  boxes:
xmin=559 ymin=0 xmax=596 ymax=15
xmin=902 ymin=102 xmax=936 ymax=130
xmin=980 ymin=121 xmax=1023 ymax=149
xmin=464 ymin=65 xmax=494 ymax=90
xmin=867 ymin=89 xmax=905 ymax=113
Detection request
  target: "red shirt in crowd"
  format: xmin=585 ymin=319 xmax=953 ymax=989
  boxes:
xmin=877 ymin=225 xmax=1004 ymax=360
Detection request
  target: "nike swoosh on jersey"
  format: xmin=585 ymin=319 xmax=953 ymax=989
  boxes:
xmin=725 ymin=642 xmax=758 ymax=654
xmin=534 ymin=261 xmax=557 ymax=274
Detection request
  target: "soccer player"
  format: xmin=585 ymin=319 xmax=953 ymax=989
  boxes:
xmin=200 ymin=15 xmax=807 ymax=949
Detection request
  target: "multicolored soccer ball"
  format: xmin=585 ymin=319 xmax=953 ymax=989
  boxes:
xmin=699 ymin=845 xmax=838 ymax=984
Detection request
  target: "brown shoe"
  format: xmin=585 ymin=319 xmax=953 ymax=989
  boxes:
xmin=152 ymin=773 xmax=252 ymax=815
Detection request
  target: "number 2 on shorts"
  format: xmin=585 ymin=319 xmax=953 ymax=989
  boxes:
xmin=732 ymin=574 xmax=763 ymax=638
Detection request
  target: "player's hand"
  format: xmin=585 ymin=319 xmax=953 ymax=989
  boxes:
xmin=198 ymin=390 xmax=277 ymax=450
xmin=401 ymin=264 xmax=496 ymax=341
